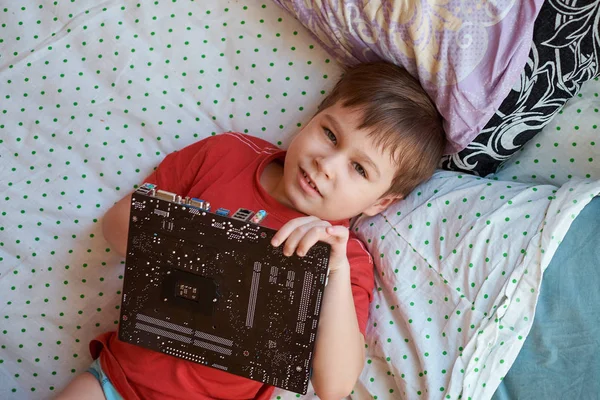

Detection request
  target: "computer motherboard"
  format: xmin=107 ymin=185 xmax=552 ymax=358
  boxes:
xmin=118 ymin=184 xmax=331 ymax=394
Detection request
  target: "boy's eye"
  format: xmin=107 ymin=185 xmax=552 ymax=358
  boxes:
xmin=324 ymin=128 xmax=337 ymax=144
xmin=353 ymin=162 xmax=367 ymax=178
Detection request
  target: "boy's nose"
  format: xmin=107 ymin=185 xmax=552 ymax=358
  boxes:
xmin=315 ymin=154 xmax=338 ymax=179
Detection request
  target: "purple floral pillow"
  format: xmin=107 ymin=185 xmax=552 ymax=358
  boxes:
xmin=273 ymin=0 xmax=544 ymax=154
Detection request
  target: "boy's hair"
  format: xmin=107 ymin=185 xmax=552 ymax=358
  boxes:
xmin=317 ymin=62 xmax=446 ymax=198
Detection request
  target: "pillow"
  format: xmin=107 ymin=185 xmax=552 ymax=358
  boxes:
xmin=494 ymin=76 xmax=600 ymax=186
xmin=272 ymin=0 xmax=544 ymax=153
xmin=348 ymin=171 xmax=600 ymax=400
xmin=441 ymin=0 xmax=600 ymax=176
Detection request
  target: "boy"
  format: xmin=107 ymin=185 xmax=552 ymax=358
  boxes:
xmin=57 ymin=62 xmax=446 ymax=400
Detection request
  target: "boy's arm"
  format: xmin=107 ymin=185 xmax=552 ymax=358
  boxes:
xmin=102 ymin=193 xmax=132 ymax=258
xmin=311 ymin=262 xmax=366 ymax=399
xmin=271 ymin=217 xmax=367 ymax=399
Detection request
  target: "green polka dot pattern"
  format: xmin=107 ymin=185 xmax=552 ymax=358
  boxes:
xmin=351 ymin=168 xmax=600 ymax=399
xmin=0 ymin=1 xmax=340 ymax=398
xmin=496 ymin=78 xmax=600 ymax=186
xmin=2 ymin=2 xmax=600 ymax=400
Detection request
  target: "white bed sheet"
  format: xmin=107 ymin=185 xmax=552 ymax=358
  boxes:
xmin=2 ymin=1 xmax=599 ymax=399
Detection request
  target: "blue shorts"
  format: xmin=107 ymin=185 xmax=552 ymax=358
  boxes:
xmin=87 ymin=358 xmax=124 ymax=400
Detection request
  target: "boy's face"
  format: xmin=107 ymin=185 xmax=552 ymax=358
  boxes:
xmin=281 ymin=102 xmax=401 ymax=221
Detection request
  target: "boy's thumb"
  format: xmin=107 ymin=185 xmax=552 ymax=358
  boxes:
xmin=326 ymin=225 xmax=349 ymax=238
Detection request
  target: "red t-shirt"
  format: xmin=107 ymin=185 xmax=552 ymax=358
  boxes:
xmin=90 ymin=132 xmax=374 ymax=400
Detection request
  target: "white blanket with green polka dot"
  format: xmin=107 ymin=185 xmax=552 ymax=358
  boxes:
xmin=1 ymin=1 xmax=599 ymax=400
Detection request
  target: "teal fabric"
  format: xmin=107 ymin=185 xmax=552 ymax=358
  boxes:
xmin=493 ymin=197 xmax=600 ymax=400
xmin=87 ymin=358 xmax=124 ymax=400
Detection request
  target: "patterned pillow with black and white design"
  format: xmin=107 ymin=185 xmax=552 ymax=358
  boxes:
xmin=441 ymin=0 xmax=600 ymax=177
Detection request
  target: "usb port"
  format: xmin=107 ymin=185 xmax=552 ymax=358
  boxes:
xmin=232 ymin=208 xmax=254 ymax=221
xmin=215 ymin=208 xmax=230 ymax=217
xmin=136 ymin=183 xmax=156 ymax=195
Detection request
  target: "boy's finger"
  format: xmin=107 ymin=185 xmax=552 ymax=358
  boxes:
xmin=282 ymin=226 xmax=306 ymax=257
xmin=271 ymin=216 xmax=321 ymax=247
xmin=295 ymin=226 xmax=329 ymax=257
xmin=282 ymin=221 xmax=329 ymax=256
xmin=325 ymin=225 xmax=349 ymax=242
xmin=297 ymin=226 xmax=349 ymax=256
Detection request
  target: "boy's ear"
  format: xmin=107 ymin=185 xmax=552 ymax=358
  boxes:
xmin=362 ymin=194 xmax=403 ymax=216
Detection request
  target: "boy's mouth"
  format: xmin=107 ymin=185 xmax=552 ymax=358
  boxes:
xmin=300 ymin=168 xmax=322 ymax=197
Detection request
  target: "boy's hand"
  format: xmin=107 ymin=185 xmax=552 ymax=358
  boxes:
xmin=270 ymin=216 xmax=349 ymax=272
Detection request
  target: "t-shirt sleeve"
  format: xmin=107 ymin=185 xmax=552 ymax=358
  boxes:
xmin=143 ymin=135 xmax=218 ymax=196
xmin=346 ymin=233 xmax=375 ymax=336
